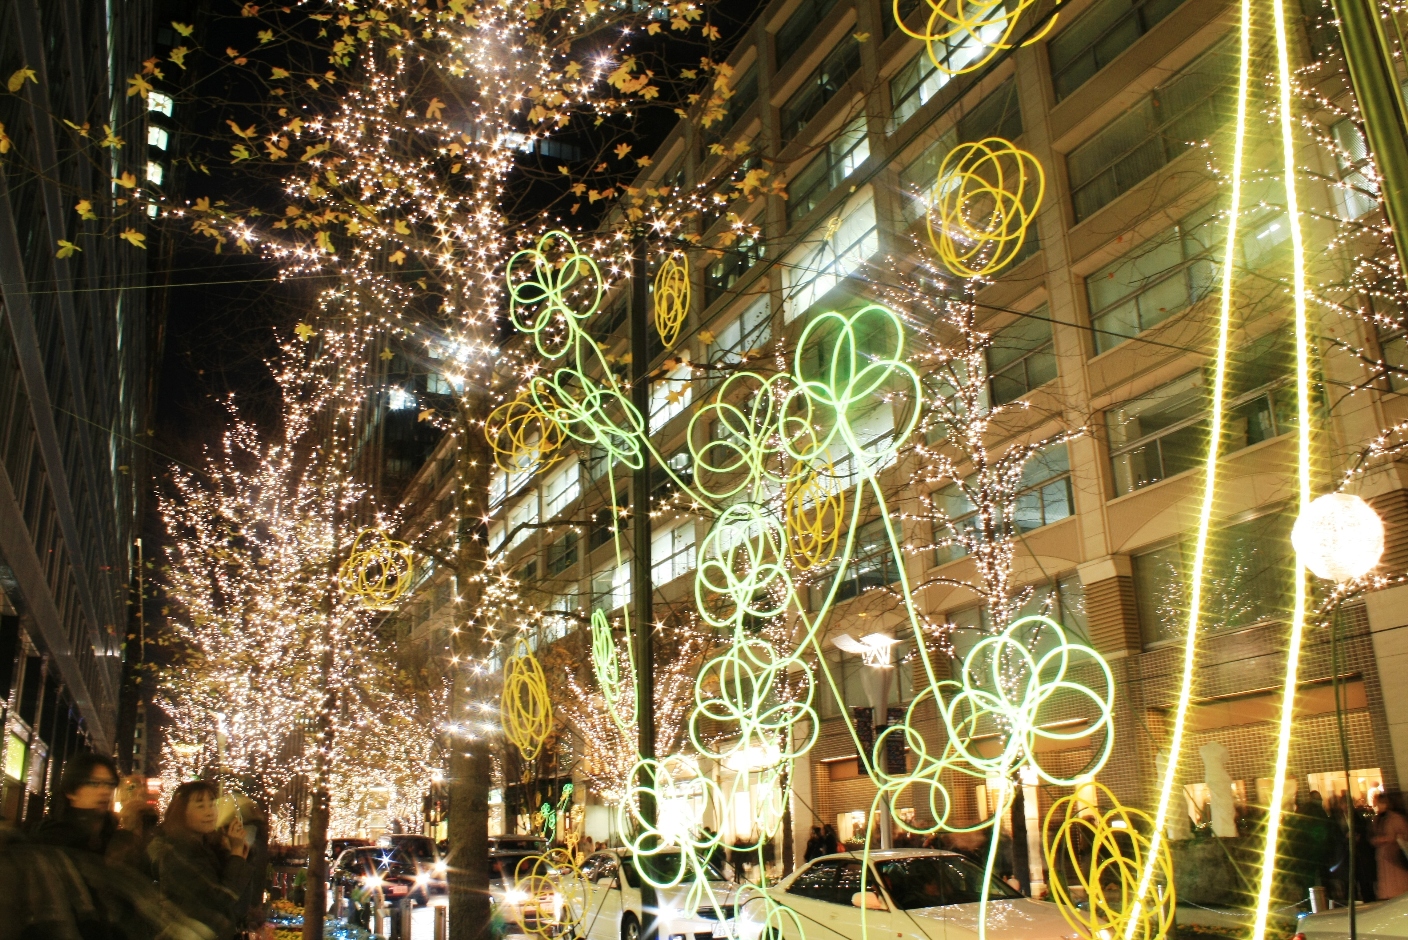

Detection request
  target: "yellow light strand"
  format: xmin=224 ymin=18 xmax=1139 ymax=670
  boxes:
xmin=1126 ymin=0 xmax=1251 ymax=930
xmin=653 ymin=252 xmax=689 ymax=349
xmin=1250 ymin=0 xmax=1314 ymax=932
xmin=337 ymin=528 xmax=415 ymax=610
xmin=502 ymin=637 xmax=553 ymax=762
xmin=1045 ymin=783 xmax=1176 ymax=940
xmin=928 ymin=138 xmax=1045 ymax=279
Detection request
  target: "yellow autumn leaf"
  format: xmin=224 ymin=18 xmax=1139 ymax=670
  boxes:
xmin=119 ymin=229 xmax=146 ymax=249
xmin=315 ymin=230 xmax=334 ymax=252
xmin=75 ymin=200 xmax=96 ymax=220
xmin=388 ymin=249 xmax=406 ymax=265
xmin=230 ymin=144 xmax=252 ymax=162
xmin=0 ymin=122 xmax=9 ymax=154
xmin=393 ymin=219 xmax=410 ymax=235
xmin=294 ymin=322 xmax=315 ymax=341
xmin=270 ymin=67 xmax=290 ymax=80
xmin=172 ymin=21 xmax=194 ymax=37
xmin=127 ymin=73 xmax=153 ymax=98
xmin=698 ymin=329 xmax=715 ymax=345
xmin=55 ymin=239 xmax=81 ymax=258
xmin=853 ymin=31 xmax=871 ymax=42
xmin=614 ymin=142 xmax=632 ymax=159
xmin=257 ymin=29 xmax=273 ymax=43
xmin=226 ymin=120 xmax=256 ymax=139
xmin=99 ymin=125 xmax=124 ymax=149
xmin=425 ymin=97 xmax=446 ymax=120
xmin=114 ymin=171 xmax=137 ymax=189
xmin=7 ymin=68 xmax=37 ymax=93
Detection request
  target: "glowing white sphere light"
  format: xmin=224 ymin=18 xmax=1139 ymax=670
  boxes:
xmin=1291 ymin=493 xmax=1385 ymax=582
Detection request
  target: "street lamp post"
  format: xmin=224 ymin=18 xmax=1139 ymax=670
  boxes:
xmin=834 ymin=633 xmax=901 ymax=850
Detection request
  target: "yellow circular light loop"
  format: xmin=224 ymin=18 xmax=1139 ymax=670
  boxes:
xmin=783 ymin=458 xmax=845 ymax=570
xmin=512 ymin=849 xmax=587 ymax=937
xmin=894 ymin=0 xmax=1059 ymax=78
xmin=1043 ymin=783 xmax=1175 ymax=940
xmin=502 ymin=637 xmax=552 ymax=762
xmin=337 ymin=528 xmax=414 ymax=609
xmin=485 ymin=382 xmax=565 ymax=474
xmin=653 ymin=253 xmax=689 ymax=349
xmin=928 ymin=138 xmax=1045 ymax=279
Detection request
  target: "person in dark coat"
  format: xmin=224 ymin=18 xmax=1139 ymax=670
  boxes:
xmin=147 ymin=781 xmax=252 ymax=940
xmin=17 ymin=752 xmax=198 ymax=940
xmin=804 ymin=826 xmax=823 ymax=861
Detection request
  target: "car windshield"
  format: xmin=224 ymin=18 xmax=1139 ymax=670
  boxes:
xmin=632 ymin=851 xmax=728 ymax=884
xmin=351 ymin=848 xmax=415 ymax=875
xmin=491 ymin=853 xmax=540 ymax=883
xmin=873 ymin=856 xmax=1022 ymax=909
xmin=394 ymin=840 xmax=438 ymax=864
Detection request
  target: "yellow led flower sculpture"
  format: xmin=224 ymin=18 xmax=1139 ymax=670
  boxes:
xmin=893 ymin=0 xmax=1059 ymax=78
xmin=653 ymin=252 xmax=689 ymax=349
xmin=1044 ymin=782 xmax=1175 ymax=940
xmin=502 ymin=637 xmax=552 ymax=762
xmin=337 ymin=528 xmax=414 ymax=609
xmin=929 ymin=138 xmax=1045 ymax=279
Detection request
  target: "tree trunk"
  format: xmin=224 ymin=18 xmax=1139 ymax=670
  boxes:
xmin=304 ymin=464 xmax=342 ymax=940
xmin=447 ymin=388 xmax=494 ymax=940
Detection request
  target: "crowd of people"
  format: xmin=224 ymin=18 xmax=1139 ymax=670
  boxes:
xmin=0 ymin=751 xmax=268 ymax=940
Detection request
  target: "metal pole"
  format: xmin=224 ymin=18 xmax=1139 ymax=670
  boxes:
xmin=435 ymin=904 xmax=449 ymax=940
xmin=1328 ymin=0 xmax=1408 ymax=271
xmin=629 ymin=234 xmax=658 ymax=940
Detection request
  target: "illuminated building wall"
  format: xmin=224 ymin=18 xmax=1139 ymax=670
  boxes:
xmin=0 ymin=0 xmax=159 ymax=824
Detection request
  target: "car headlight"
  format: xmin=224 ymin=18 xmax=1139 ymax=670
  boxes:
xmin=432 ymin=861 xmax=447 ymax=877
xmin=504 ymin=889 xmax=529 ymax=905
xmin=415 ymin=873 xmax=430 ymax=888
xmin=363 ymin=874 xmax=384 ymax=890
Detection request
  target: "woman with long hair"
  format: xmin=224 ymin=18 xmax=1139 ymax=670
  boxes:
xmin=147 ymin=780 xmax=252 ymax=940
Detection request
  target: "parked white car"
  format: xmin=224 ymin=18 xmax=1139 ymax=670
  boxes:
xmin=1297 ymin=892 xmax=1408 ymax=940
xmin=734 ymin=849 xmax=1077 ymax=940
xmin=578 ymin=848 xmax=737 ymax=940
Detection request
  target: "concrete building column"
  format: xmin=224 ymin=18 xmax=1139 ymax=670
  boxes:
xmin=1364 ymin=581 xmax=1408 ymax=792
xmin=789 ymin=718 xmax=816 ymax=873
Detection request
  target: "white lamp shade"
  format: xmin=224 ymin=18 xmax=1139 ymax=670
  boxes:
xmin=1292 ymin=493 xmax=1385 ymax=582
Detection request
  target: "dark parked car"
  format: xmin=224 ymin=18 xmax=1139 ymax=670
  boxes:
xmin=331 ymin=846 xmax=443 ymax=926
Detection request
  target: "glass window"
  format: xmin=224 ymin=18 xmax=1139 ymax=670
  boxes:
xmin=148 ymin=91 xmax=173 ymax=116
xmin=788 ymin=860 xmax=842 ymax=900
xmin=934 ymin=443 xmax=1072 ymax=564
xmin=897 ymin=80 xmax=1022 ymax=224
xmin=775 ymin=0 xmax=842 ymax=68
xmin=506 ymin=494 xmax=539 ymax=551
xmin=706 ymin=297 xmax=772 ymax=369
xmin=986 ymin=309 xmax=1056 ymax=405
xmin=834 ymin=518 xmax=902 ymax=601
xmin=1133 ymin=509 xmax=1295 ymax=646
xmin=1047 ymin=0 xmax=1191 ymax=101
xmin=1087 ymin=203 xmax=1219 ymax=353
xmin=543 ymin=461 xmax=580 ymax=518
xmin=547 ymin=531 xmax=578 ymax=576
xmin=1067 ymin=42 xmax=1234 ymax=222
xmin=590 ymin=497 xmax=627 ymax=549
xmin=545 ymin=588 xmax=579 ymax=641
xmin=890 ymin=50 xmax=949 ymax=132
xmin=780 ymin=40 xmax=864 ymax=145
xmin=783 ymin=189 xmax=879 ymax=322
xmin=704 ymin=235 xmax=764 ymax=308
xmin=588 ymin=443 xmax=612 ymax=481
xmin=147 ymin=125 xmax=169 ymax=150
xmin=651 ymin=522 xmax=697 ymax=584
xmin=1331 ymin=119 xmax=1377 ymax=220
xmin=650 ymin=363 xmax=693 ymax=432
xmin=591 ymin=561 xmax=631 ymax=613
xmin=1107 ymin=335 xmax=1293 ymax=495
xmin=874 ymin=855 xmax=1021 ymax=908
xmin=788 ymin=114 xmax=871 ymax=225
xmin=703 ymin=64 xmax=758 ymax=146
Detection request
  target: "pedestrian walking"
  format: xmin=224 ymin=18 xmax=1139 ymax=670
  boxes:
xmin=821 ymin=824 xmax=840 ymax=854
xmin=803 ymin=826 xmax=823 ymax=861
xmin=148 ymin=781 xmax=253 ymax=940
xmin=1370 ymin=792 xmax=1408 ymax=900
